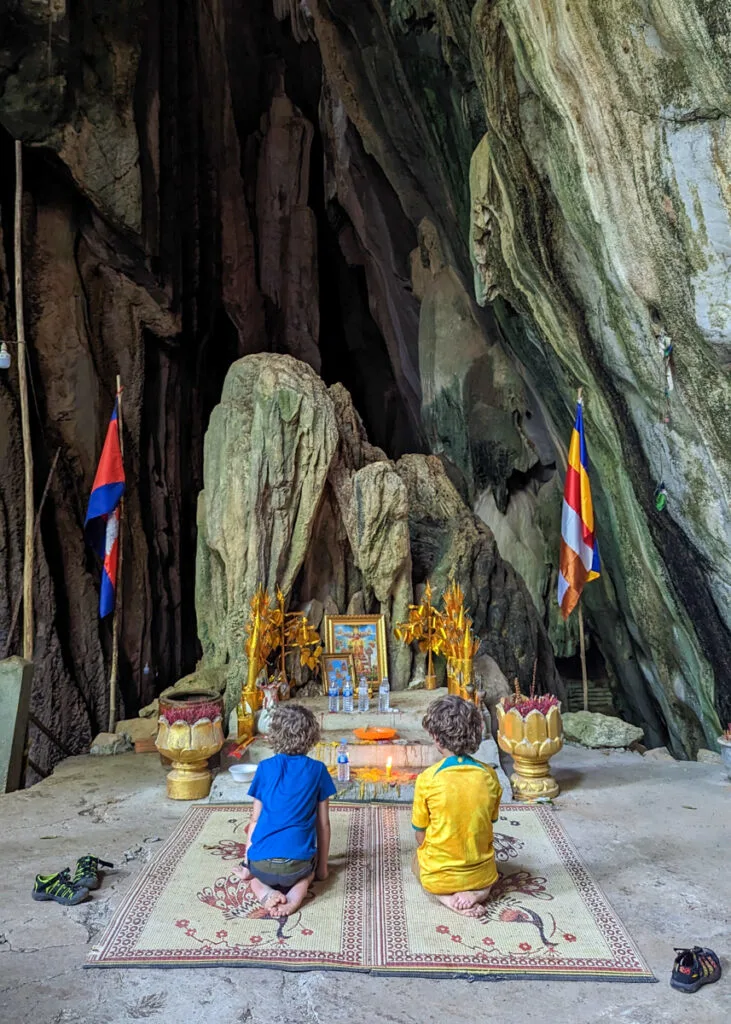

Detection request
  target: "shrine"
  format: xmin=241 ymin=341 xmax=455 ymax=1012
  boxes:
xmin=0 ymin=0 xmax=728 ymax=1017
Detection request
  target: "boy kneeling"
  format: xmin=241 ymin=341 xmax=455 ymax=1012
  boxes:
xmin=234 ymin=703 xmax=335 ymax=917
xmin=412 ymin=695 xmax=502 ymax=918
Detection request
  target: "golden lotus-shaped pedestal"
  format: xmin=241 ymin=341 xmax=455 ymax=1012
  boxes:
xmin=496 ymin=704 xmax=563 ymax=801
xmin=155 ymin=690 xmax=225 ymax=800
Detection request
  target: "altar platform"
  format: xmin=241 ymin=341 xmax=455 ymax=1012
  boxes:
xmin=208 ymin=687 xmax=512 ymax=804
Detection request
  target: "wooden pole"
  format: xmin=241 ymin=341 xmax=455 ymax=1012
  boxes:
xmin=4 ymin=448 xmax=60 ymax=660
xmin=108 ymin=376 xmax=125 ymax=733
xmin=578 ymin=600 xmax=589 ymax=712
xmin=14 ymin=140 xmax=34 ymax=662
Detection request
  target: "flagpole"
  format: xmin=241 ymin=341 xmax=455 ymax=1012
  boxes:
xmin=578 ymin=600 xmax=589 ymax=712
xmin=575 ymin=387 xmax=589 ymax=712
xmin=108 ymin=375 xmax=125 ymax=733
xmin=15 ymin=140 xmax=34 ymax=662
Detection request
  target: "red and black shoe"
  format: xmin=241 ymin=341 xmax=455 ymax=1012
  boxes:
xmin=671 ymin=946 xmax=721 ymax=993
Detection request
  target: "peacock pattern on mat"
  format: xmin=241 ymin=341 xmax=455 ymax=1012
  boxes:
xmin=191 ymin=816 xmax=576 ymax=958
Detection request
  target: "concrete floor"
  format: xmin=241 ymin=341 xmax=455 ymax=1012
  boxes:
xmin=0 ymin=746 xmax=728 ymax=1024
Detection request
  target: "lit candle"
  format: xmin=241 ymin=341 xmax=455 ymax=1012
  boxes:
xmin=386 ymin=757 xmax=393 ymax=780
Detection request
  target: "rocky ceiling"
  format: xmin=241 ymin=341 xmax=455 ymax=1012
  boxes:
xmin=0 ymin=0 xmax=728 ymax=777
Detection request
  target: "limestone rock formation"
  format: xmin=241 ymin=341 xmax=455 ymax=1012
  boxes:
xmin=563 ymin=712 xmax=645 ymax=750
xmin=196 ymin=354 xmax=338 ymax=704
xmin=195 ymin=353 xmax=558 ymax=712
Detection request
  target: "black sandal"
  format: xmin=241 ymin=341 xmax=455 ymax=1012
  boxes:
xmin=33 ymin=869 xmax=90 ymax=906
xmin=671 ymin=946 xmax=721 ymax=993
xmin=71 ymin=855 xmax=114 ymax=891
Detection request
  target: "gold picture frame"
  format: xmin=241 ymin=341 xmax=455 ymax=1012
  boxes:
xmin=321 ymin=653 xmax=357 ymax=697
xmin=324 ymin=614 xmax=388 ymax=686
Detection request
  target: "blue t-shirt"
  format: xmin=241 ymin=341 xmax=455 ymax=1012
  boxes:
xmin=248 ymin=754 xmax=336 ymax=862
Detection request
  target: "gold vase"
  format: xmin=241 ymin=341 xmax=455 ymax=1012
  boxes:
xmin=496 ymin=703 xmax=563 ymax=801
xmin=156 ymin=690 xmax=225 ymax=800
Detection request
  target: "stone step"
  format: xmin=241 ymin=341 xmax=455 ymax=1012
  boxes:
xmin=208 ymin=735 xmax=512 ymax=804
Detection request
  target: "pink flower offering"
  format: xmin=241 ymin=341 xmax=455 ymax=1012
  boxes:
xmin=500 ymin=693 xmax=560 ymax=718
xmin=159 ymin=701 xmax=222 ymax=726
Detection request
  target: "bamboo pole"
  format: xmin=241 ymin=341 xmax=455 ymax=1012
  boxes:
xmin=578 ymin=600 xmax=589 ymax=712
xmin=4 ymin=448 xmax=60 ymax=660
xmin=14 ymin=140 xmax=34 ymax=662
xmin=108 ymin=376 xmax=125 ymax=733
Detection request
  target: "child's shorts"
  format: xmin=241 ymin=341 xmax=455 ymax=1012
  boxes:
xmin=247 ymin=857 xmax=315 ymax=889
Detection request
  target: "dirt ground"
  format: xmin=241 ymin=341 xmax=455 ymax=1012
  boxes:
xmin=1 ymin=745 xmax=728 ymax=1024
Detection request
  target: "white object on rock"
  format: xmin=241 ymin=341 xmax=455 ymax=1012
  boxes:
xmin=90 ymin=732 xmax=133 ymax=755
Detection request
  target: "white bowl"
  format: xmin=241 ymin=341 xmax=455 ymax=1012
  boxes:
xmin=228 ymin=763 xmax=256 ymax=782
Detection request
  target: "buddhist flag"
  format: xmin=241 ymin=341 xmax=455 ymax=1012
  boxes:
xmin=85 ymin=399 xmax=125 ymax=617
xmin=558 ymin=397 xmax=600 ymax=619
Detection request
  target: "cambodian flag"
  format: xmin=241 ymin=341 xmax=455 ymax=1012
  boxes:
xmin=85 ymin=400 xmax=125 ymax=617
xmin=557 ymin=397 xmax=601 ymax=619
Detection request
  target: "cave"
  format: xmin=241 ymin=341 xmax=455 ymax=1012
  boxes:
xmin=0 ymin=0 xmax=730 ymax=789
xmin=1 ymin=2 xmax=730 ymax=1015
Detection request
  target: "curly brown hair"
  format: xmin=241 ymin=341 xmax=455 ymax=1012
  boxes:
xmin=422 ymin=695 xmax=483 ymax=756
xmin=269 ymin=703 xmax=320 ymax=755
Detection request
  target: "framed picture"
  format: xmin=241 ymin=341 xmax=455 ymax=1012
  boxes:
xmin=324 ymin=615 xmax=387 ymax=686
xmin=321 ymin=654 xmax=357 ymax=696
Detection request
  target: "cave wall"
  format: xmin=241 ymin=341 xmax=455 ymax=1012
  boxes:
xmin=297 ymin=0 xmax=731 ymax=754
xmin=0 ymin=0 xmax=728 ymax=773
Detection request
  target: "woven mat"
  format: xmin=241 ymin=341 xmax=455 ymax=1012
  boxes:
xmin=87 ymin=804 xmax=655 ymax=981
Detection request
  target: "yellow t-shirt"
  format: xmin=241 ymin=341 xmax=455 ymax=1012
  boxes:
xmin=412 ymin=755 xmax=502 ymax=895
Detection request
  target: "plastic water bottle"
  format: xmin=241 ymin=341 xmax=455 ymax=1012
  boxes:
xmin=342 ymin=680 xmax=354 ymax=713
xmin=358 ymin=676 xmax=370 ymax=713
xmin=337 ymin=739 xmax=350 ymax=782
xmin=378 ymin=677 xmax=390 ymax=713
xmin=328 ymin=684 xmax=340 ymax=713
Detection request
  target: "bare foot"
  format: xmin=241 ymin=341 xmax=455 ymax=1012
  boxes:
xmin=451 ymin=887 xmax=492 ymax=910
xmin=250 ymin=878 xmax=286 ymax=912
xmin=269 ymin=874 xmax=314 ymax=918
xmin=437 ymin=893 xmax=489 ymax=918
xmin=232 ymin=863 xmax=252 ymax=881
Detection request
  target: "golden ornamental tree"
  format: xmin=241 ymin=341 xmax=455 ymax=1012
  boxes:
xmin=244 ymin=585 xmax=322 ymax=702
xmin=394 ymin=580 xmax=441 ymax=689
xmin=395 ymin=579 xmax=480 ymax=700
